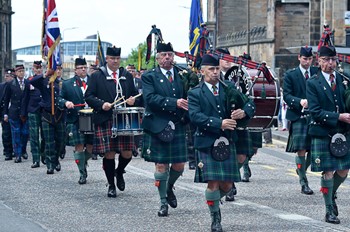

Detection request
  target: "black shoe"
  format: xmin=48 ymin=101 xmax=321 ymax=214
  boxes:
xmin=31 ymin=162 xmax=40 ymax=168
xmin=41 ymin=156 xmax=46 ymax=165
xmin=22 ymin=153 xmax=28 ymax=159
xmin=14 ymin=157 xmax=22 ymax=163
xmin=211 ymin=211 xmax=223 ymax=232
xmin=157 ymin=204 xmax=168 ymax=217
xmin=78 ymin=176 xmax=87 ymax=185
xmin=225 ymin=188 xmax=235 ymax=202
xmin=107 ymin=185 xmax=117 ymax=198
xmin=301 ymin=185 xmax=314 ymax=195
xmin=189 ymin=162 xmax=196 ymax=170
xmin=116 ymin=172 xmax=125 ymax=191
xmin=59 ymin=153 xmax=65 ymax=159
xmin=55 ymin=162 xmax=61 ymax=172
xmin=325 ymin=212 xmax=340 ymax=224
xmin=332 ymin=193 xmax=338 ymax=216
xmin=167 ymin=185 xmax=177 ymax=208
xmin=4 ymin=156 xmax=12 ymax=161
xmin=92 ymin=154 xmax=98 ymax=160
xmin=47 ymin=168 xmax=54 ymax=174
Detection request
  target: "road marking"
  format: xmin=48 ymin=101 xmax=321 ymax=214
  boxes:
xmin=127 ymin=165 xmax=350 ymax=231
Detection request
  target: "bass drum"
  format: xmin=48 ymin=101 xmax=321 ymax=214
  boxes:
xmin=239 ymin=66 xmax=280 ymax=130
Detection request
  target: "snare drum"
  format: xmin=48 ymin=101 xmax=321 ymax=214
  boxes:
xmin=78 ymin=108 xmax=94 ymax=134
xmin=241 ymin=67 xmax=281 ymax=130
xmin=112 ymin=107 xmax=144 ymax=136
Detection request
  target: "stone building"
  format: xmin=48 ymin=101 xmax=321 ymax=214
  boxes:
xmin=0 ymin=0 xmax=13 ymax=81
xmin=206 ymin=0 xmax=350 ymax=79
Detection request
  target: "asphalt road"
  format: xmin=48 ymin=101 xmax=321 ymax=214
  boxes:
xmin=0 ymin=134 xmax=350 ymax=232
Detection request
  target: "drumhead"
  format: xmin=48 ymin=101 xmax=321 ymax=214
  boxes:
xmin=79 ymin=108 xmax=93 ymax=113
xmin=113 ymin=107 xmax=145 ymax=113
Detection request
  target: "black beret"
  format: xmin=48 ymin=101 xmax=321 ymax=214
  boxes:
xmin=156 ymin=42 xmax=174 ymax=53
xmin=216 ymin=48 xmax=230 ymax=55
xmin=75 ymin=58 xmax=87 ymax=66
xmin=106 ymin=46 xmax=121 ymax=56
xmin=33 ymin=60 xmax=42 ymax=67
xmin=319 ymin=46 xmax=336 ymax=57
xmin=300 ymin=46 xmax=313 ymax=57
xmin=15 ymin=64 xmax=24 ymax=71
xmin=5 ymin=68 xmax=15 ymax=76
xmin=201 ymin=54 xmax=219 ymax=66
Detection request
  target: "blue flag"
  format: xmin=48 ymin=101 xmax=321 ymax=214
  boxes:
xmin=189 ymin=0 xmax=203 ymax=56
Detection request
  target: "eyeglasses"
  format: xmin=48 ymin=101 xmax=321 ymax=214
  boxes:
xmin=320 ymin=57 xmax=338 ymax=63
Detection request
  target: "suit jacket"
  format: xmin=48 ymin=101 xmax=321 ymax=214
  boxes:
xmin=3 ymin=78 xmax=29 ymax=120
xmin=188 ymin=81 xmax=253 ymax=149
xmin=141 ymin=66 xmax=188 ymax=134
xmin=0 ymin=82 xmax=7 ymax=119
xmin=85 ymin=66 xmax=139 ymax=125
xmin=22 ymin=75 xmax=43 ymax=115
xmin=306 ymin=72 xmax=348 ymax=136
xmin=58 ymin=75 xmax=89 ymax=124
xmin=283 ymin=66 xmax=318 ymax=122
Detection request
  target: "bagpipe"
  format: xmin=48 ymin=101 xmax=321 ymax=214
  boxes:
xmin=145 ymin=25 xmax=280 ymax=129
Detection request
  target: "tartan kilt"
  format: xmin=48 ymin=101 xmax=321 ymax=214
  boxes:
xmin=142 ymin=124 xmax=188 ymax=164
xmin=310 ymin=135 xmax=350 ymax=172
xmin=66 ymin=123 xmax=93 ymax=146
xmin=194 ymin=144 xmax=241 ymax=183
xmin=235 ymin=129 xmax=254 ymax=157
xmin=249 ymin=131 xmax=263 ymax=149
xmin=286 ymin=118 xmax=311 ymax=152
xmin=93 ymin=119 xmax=134 ymax=154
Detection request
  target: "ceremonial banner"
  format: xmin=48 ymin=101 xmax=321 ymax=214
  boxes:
xmin=189 ymin=0 xmax=203 ymax=56
xmin=41 ymin=0 xmax=61 ymax=75
xmin=96 ymin=31 xmax=106 ymax=66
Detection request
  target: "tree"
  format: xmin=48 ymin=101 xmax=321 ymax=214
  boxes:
xmin=121 ymin=42 xmax=156 ymax=70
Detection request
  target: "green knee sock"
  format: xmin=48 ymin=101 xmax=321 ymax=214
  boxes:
xmin=85 ymin=150 xmax=92 ymax=161
xmin=73 ymin=151 xmax=86 ymax=177
xmin=168 ymin=168 xmax=183 ymax=186
xmin=321 ymin=177 xmax=334 ymax=211
xmin=205 ymin=189 xmax=220 ymax=213
xmin=305 ymin=152 xmax=311 ymax=170
xmin=154 ymin=172 xmax=169 ymax=205
xmin=243 ymin=158 xmax=250 ymax=175
xmin=295 ymin=156 xmax=307 ymax=185
xmin=333 ymin=172 xmax=347 ymax=194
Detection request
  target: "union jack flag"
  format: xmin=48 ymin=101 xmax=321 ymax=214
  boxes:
xmin=41 ymin=0 xmax=61 ymax=72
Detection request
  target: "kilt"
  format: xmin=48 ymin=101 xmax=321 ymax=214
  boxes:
xmin=236 ymin=129 xmax=254 ymax=157
xmin=310 ymin=135 xmax=350 ymax=172
xmin=286 ymin=118 xmax=311 ymax=152
xmin=142 ymin=124 xmax=188 ymax=164
xmin=194 ymin=144 xmax=241 ymax=183
xmin=250 ymin=131 xmax=263 ymax=149
xmin=42 ymin=120 xmax=65 ymax=168
xmin=93 ymin=119 xmax=134 ymax=154
xmin=66 ymin=123 xmax=93 ymax=146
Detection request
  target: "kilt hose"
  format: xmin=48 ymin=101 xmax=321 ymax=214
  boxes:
xmin=93 ymin=119 xmax=134 ymax=154
xmin=9 ymin=119 xmax=29 ymax=157
xmin=28 ymin=112 xmax=43 ymax=163
xmin=42 ymin=120 xmax=66 ymax=169
xmin=310 ymin=135 xmax=350 ymax=172
xmin=286 ymin=118 xmax=311 ymax=153
xmin=66 ymin=123 xmax=93 ymax=147
xmin=142 ymin=124 xmax=188 ymax=164
xmin=236 ymin=129 xmax=254 ymax=158
xmin=194 ymin=144 xmax=241 ymax=183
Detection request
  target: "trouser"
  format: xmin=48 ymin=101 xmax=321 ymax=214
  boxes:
xmin=42 ymin=120 xmax=65 ymax=169
xmin=9 ymin=119 xmax=29 ymax=158
xmin=1 ymin=120 xmax=13 ymax=156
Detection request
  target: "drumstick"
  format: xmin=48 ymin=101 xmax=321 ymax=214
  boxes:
xmin=111 ymin=96 xmax=125 ymax=106
xmin=74 ymin=103 xmax=86 ymax=107
xmin=114 ymin=93 xmax=142 ymax=107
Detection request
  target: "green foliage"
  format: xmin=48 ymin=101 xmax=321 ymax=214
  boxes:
xmin=121 ymin=42 xmax=157 ymax=70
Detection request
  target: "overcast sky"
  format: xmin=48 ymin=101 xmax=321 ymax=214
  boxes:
xmin=12 ymin=0 xmax=207 ymax=59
